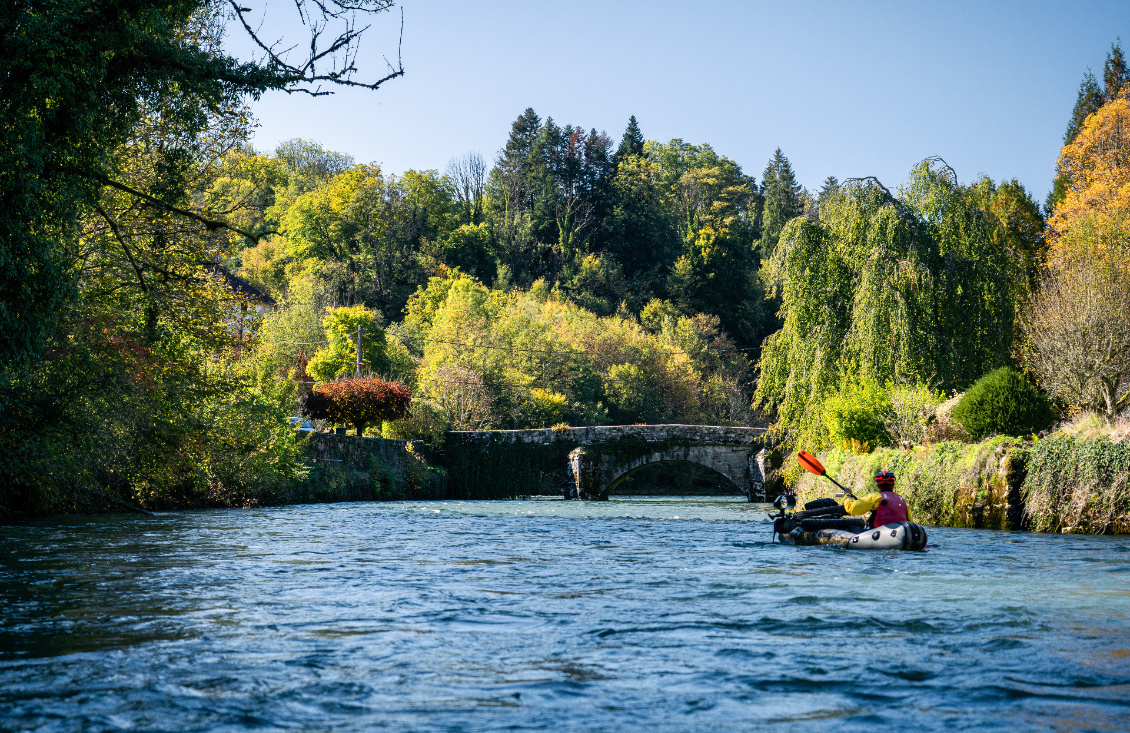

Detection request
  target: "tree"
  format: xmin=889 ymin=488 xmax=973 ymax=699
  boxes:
xmin=445 ymin=152 xmax=487 ymax=225
xmin=1045 ymin=93 xmax=1130 ymax=271
xmin=487 ymin=108 xmax=545 ymax=284
xmin=279 ymin=164 xmax=438 ymax=313
xmin=818 ymin=176 xmax=840 ymax=202
xmin=1048 ymin=41 xmax=1129 ymax=210
xmin=307 ymin=306 xmax=389 ymax=383
xmin=302 ymin=377 xmax=411 ymax=435
xmin=1024 ymin=259 xmax=1130 ymax=417
xmin=1103 ymin=40 xmax=1128 ymax=99
xmin=602 ymin=154 xmax=680 ymax=304
xmin=0 ymin=0 xmax=402 ymax=367
xmin=755 ymin=159 xmax=1026 ymax=448
xmin=966 ymin=177 xmax=1045 ymax=281
xmin=759 ymin=148 xmax=804 ymax=258
xmin=649 ymin=140 xmax=766 ymax=346
xmin=615 ymin=115 xmax=645 ymax=161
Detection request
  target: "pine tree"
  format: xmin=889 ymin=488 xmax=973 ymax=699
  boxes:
xmin=499 ymin=107 xmax=542 ymax=173
xmin=1103 ymin=40 xmax=1128 ymax=100
xmin=615 ymin=115 xmax=645 ymax=161
xmin=759 ymin=148 xmax=803 ymax=257
xmin=818 ymin=176 xmax=840 ymax=202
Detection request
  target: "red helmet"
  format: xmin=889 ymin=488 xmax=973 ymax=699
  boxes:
xmin=874 ymin=470 xmax=896 ymax=490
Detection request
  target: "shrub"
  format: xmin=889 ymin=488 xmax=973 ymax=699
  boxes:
xmin=823 ymin=378 xmax=890 ymax=451
xmin=927 ymin=393 xmax=970 ymax=443
xmin=883 ymin=380 xmax=944 ymax=445
xmin=302 ymin=377 xmax=412 ymax=435
xmin=952 ymin=368 xmax=1054 ymax=440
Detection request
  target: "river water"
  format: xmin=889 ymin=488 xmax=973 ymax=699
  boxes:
xmin=2 ymin=497 xmax=1129 ymax=732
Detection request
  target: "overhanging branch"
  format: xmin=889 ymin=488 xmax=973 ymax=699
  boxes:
xmin=100 ymin=177 xmax=276 ymax=242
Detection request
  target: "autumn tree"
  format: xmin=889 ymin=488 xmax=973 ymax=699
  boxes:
xmin=1045 ymin=93 xmax=1130 ymax=271
xmin=1048 ymin=41 xmax=1129 ymax=210
xmin=302 ymin=377 xmax=412 ymax=435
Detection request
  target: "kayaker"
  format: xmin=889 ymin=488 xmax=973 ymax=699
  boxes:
xmin=843 ymin=470 xmax=910 ymax=528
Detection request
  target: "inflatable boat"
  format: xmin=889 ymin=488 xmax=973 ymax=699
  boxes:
xmin=770 ymin=496 xmax=928 ymax=551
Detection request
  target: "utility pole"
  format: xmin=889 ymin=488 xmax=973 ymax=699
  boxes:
xmin=355 ymin=325 xmax=364 ymax=378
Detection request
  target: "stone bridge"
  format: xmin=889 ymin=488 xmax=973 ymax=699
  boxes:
xmin=445 ymin=425 xmax=770 ymax=501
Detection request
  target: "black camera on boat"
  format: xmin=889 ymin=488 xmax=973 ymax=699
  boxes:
xmin=773 ymin=493 xmax=796 ymax=512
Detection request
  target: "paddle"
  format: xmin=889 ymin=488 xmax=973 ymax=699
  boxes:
xmin=797 ymin=450 xmax=857 ymax=499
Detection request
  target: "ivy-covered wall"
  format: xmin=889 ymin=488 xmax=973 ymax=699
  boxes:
xmin=1024 ymin=437 xmax=1130 ymax=534
xmin=292 ymin=433 xmax=446 ymax=503
xmin=444 ymin=429 xmax=577 ymax=499
xmin=793 ymin=436 xmax=1130 ymax=534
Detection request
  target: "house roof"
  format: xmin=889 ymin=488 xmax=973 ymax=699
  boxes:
xmin=203 ymin=263 xmax=277 ymax=306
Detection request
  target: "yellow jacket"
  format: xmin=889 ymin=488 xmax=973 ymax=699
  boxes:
xmin=843 ymin=492 xmax=913 ymax=521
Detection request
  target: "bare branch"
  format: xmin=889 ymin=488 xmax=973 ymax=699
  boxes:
xmin=227 ymin=0 xmax=404 ymax=96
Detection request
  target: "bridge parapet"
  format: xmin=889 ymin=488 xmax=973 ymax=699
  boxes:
xmin=445 ymin=425 xmax=770 ymax=501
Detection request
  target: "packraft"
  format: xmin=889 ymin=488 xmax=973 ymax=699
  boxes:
xmin=770 ymin=496 xmax=927 ymax=551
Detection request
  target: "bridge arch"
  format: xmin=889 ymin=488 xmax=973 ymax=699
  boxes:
xmin=601 ymin=451 xmax=750 ymax=500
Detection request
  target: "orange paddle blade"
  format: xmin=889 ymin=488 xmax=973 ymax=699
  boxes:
xmin=797 ymin=450 xmax=826 ymax=476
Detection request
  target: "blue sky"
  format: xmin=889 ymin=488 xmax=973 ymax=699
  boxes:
xmin=235 ymin=0 xmax=1128 ymax=201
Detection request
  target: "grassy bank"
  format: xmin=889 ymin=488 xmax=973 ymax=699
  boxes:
xmin=793 ymin=435 xmax=1130 ymax=534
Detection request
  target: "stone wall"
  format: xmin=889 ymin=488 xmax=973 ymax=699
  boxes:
xmin=299 ymin=433 xmax=446 ymax=502
xmin=446 ymin=425 xmax=768 ymax=500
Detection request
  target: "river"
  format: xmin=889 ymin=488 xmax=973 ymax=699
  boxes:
xmin=2 ymin=497 xmax=1129 ymax=732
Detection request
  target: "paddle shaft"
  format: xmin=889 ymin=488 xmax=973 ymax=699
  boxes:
xmin=821 ymin=473 xmax=857 ymax=499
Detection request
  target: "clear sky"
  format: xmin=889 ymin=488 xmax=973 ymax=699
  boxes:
xmin=235 ymin=0 xmax=1129 ymax=202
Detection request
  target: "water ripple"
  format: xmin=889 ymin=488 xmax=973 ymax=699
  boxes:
xmin=2 ymin=498 xmax=1129 ymax=732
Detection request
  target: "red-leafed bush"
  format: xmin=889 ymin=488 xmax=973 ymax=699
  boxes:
xmin=301 ymin=377 xmax=412 ymax=436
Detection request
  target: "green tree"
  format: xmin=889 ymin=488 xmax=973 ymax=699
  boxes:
xmin=967 ymin=177 xmax=1045 ymax=282
xmin=1103 ymin=40 xmax=1128 ymax=99
xmin=615 ymin=115 xmax=645 ymax=160
xmin=0 ymin=0 xmax=401 ymax=367
xmin=755 ymin=159 xmax=1027 ymax=449
xmin=649 ymin=140 xmax=767 ymax=346
xmin=307 ymin=306 xmax=389 ymax=383
xmin=602 ymin=155 xmax=680 ymax=304
xmin=759 ymin=148 xmax=804 ymax=258
xmin=486 ymin=108 xmax=545 ymax=283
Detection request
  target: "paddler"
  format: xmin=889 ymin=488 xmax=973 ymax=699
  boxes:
xmin=843 ymin=470 xmax=910 ymax=529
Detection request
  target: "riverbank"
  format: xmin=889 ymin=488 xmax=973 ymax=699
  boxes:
xmin=792 ymin=435 xmax=1130 ymax=534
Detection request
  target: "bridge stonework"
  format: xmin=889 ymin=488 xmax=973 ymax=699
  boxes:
xmin=445 ymin=425 xmax=770 ymax=501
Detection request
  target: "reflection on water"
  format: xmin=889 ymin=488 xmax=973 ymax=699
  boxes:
xmin=2 ymin=498 xmax=1130 ymax=732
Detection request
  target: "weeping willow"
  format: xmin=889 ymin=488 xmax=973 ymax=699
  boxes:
xmin=755 ymin=159 xmax=1026 ymax=448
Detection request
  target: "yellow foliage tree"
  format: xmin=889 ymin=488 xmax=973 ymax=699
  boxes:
xmin=1047 ymin=93 xmax=1130 ymax=269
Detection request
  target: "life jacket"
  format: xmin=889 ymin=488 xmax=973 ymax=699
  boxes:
xmin=869 ymin=491 xmax=909 ymax=528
